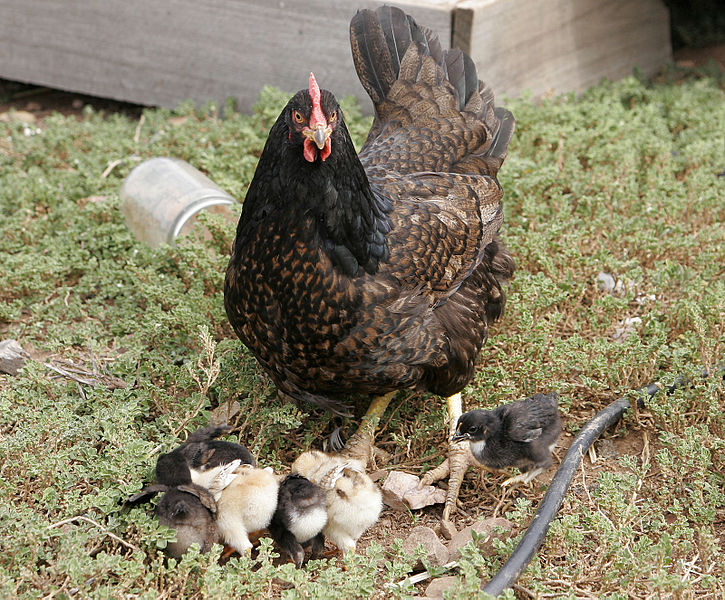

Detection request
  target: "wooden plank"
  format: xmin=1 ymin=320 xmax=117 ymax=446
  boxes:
xmin=454 ymin=0 xmax=671 ymax=99
xmin=0 ymin=0 xmax=453 ymax=113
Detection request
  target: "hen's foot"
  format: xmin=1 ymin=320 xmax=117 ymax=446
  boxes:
xmin=420 ymin=440 xmax=477 ymax=522
xmin=418 ymin=393 xmax=474 ymax=523
xmin=339 ymin=391 xmax=396 ymax=468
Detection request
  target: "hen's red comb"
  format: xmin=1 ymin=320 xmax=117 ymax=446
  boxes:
xmin=308 ymin=72 xmax=326 ymax=127
xmin=309 ymin=72 xmax=321 ymax=104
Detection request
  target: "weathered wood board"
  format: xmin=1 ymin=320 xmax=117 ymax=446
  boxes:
xmin=0 ymin=0 xmax=670 ymax=111
xmin=0 ymin=0 xmax=452 ymax=113
xmin=455 ymin=0 xmax=672 ymax=99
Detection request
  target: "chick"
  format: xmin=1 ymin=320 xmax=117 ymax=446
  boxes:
xmin=269 ymin=474 xmax=327 ymax=567
xmin=127 ymin=483 xmax=219 ymax=558
xmin=202 ymin=458 xmax=244 ymax=501
xmin=291 ymin=450 xmax=382 ymax=553
xmin=215 ymin=464 xmax=279 ymax=555
xmin=452 ymin=392 xmax=561 ymax=486
xmin=155 ymin=424 xmax=255 ymax=488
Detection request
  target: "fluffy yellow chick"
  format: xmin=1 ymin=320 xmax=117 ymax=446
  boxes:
xmin=215 ymin=464 xmax=279 ymax=554
xmin=291 ymin=450 xmax=382 ymax=553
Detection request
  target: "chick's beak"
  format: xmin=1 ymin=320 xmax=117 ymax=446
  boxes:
xmin=450 ymin=430 xmax=471 ymax=443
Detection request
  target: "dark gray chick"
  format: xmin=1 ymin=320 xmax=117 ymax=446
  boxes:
xmin=452 ymin=393 xmax=561 ymax=486
xmin=155 ymin=424 xmax=255 ymax=488
xmin=128 ymin=483 xmax=220 ymax=558
xmin=269 ymin=474 xmax=327 ymax=567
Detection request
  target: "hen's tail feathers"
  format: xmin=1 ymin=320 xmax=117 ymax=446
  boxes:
xmin=350 ymin=6 xmax=483 ymax=112
xmin=490 ymin=107 xmax=515 ymax=161
xmin=444 ymin=48 xmax=479 ymax=112
xmin=451 ymin=105 xmax=516 ymax=177
xmin=351 ymin=5 xmax=514 ymax=173
xmin=351 ymin=6 xmax=438 ymax=105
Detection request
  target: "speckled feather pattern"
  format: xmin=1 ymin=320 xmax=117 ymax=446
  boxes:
xmin=225 ymin=6 xmax=515 ymax=410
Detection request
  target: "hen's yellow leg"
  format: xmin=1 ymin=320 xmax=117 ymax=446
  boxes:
xmin=420 ymin=393 xmax=475 ymax=522
xmin=340 ymin=391 xmax=396 ymax=466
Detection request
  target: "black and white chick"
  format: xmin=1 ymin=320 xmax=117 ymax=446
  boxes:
xmin=155 ymin=424 xmax=255 ymax=489
xmin=269 ymin=474 xmax=328 ymax=567
xmin=452 ymin=392 xmax=562 ymax=486
xmin=215 ymin=464 xmax=280 ymax=555
xmin=128 ymin=483 xmax=220 ymax=559
xmin=291 ymin=450 xmax=382 ymax=554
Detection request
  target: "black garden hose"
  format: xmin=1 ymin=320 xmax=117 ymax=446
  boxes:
xmin=482 ymin=369 xmax=721 ymax=597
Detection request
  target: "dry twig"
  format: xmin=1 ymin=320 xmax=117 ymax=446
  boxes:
xmin=48 ymin=515 xmax=138 ymax=553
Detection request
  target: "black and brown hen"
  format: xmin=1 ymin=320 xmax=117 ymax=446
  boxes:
xmin=224 ymin=5 xmax=515 ymax=522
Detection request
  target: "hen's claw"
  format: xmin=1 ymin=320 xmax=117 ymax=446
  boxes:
xmin=420 ymin=441 xmax=477 ymax=521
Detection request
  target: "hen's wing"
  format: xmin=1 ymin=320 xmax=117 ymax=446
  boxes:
xmin=350 ymin=7 xmax=514 ymax=300
xmin=504 ymin=393 xmax=560 ymax=443
xmin=382 ymin=172 xmax=503 ymax=299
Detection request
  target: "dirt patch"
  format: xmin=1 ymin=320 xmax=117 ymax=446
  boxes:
xmin=0 ymin=79 xmax=142 ymax=121
xmin=674 ymin=42 xmax=725 ymax=69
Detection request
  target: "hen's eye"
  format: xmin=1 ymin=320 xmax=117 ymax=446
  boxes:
xmin=328 ymin=110 xmax=337 ymax=123
xmin=292 ymin=110 xmax=305 ymax=124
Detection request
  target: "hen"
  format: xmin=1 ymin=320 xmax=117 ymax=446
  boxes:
xmin=224 ymin=6 xmax=515 ymax=521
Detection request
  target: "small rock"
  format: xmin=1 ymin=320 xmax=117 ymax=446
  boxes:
xmin=168 ymin=115 xmax=189 ymax=127
xmin=382 ymin=471 xmax=446 ymax=511
xmin=635 ymin=293 xmax=656 ymax=305
xmin=402 ymin=526 xmax=449 ymax=571
xmin=0 ymin=339 xmax=29 ymax=375
xmin=594 ymin=438 xmax=618 ymax=460
xmin=439 ymin=519 xmax=457 ymax=541
xmin=447 ymin=517 xmax=513 ymax=561
xmin=0 ymin=110 xmax=36 ymax=124
xmin=210 ymin=400 xmax=241 ymax=425
xmin=612 ymin=316 xmax=642 ymax=342
xmin=596 ymin=271 xmax=616 ymax=293
xmin=424 ymin=576 xmax=459 ymax=599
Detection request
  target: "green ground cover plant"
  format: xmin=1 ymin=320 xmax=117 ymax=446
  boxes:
xmin=1 ymin=67 xmax=723 ymax=598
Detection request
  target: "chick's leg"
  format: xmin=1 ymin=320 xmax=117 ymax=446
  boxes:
xmin=420 ymin=393 xmax=475 ymax=522
xmin=340 ymin=391 xmax=396 ymax=466
xmin=500 ymin=467 xmax=544 ymax=487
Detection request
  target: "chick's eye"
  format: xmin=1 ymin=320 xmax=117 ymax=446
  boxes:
xmin=328 ymin=110 xmax=337 ymax=122
xmin=292 ymin=110 xmax=305 ymax=124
